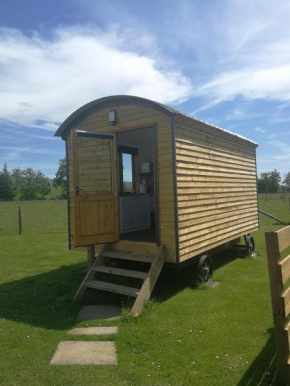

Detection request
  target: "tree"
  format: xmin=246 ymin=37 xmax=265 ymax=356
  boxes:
xmin=17 ymin=168 xmax=51 ymax=200
xmin=53 ymin=158 xmax=67 ymax=198
xmin=257 ymin=169 xmax=281 ymax=193
xmin=283 ymin=171 xmax=290 ymax=191
xmin=0 ymin=164 xmax=15 ymax=200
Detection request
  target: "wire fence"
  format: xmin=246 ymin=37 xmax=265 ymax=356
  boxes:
xmin=0 ymin=200 xmax=68 ymax=236
xmin=1 ymin=194 xmax=289 ymax=237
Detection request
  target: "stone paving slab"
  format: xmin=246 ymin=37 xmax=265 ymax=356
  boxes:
xmin=50 ymin=341 xmax=117 ymax=365
xmin=77 ymin=305 xmax=121 ymax=322
xmin=67 ymin=326 xmax=118 ymax=335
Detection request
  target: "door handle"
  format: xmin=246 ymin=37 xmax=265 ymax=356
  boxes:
xmin=75 ymin=186 xmax=82 ymax=196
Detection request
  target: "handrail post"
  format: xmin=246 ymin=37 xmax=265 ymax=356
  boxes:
xmin=265 ymin=230 xmax=289 ymax=384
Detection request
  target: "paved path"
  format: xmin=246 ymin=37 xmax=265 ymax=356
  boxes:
xmin=50 ymin=305 xmax=120 ymax=365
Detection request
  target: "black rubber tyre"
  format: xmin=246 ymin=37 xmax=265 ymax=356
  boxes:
xmin=245 ymin=235 xmax=255 ymax=255
xmin=198 ymin=254 xmax=213 ymax=283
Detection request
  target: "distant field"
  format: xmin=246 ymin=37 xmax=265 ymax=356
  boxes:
xmin=0 ymin=194 xmax=289 ymax=385
xmin=1 ymin=193 xmax=289 ymax=236
xmin=0 ymin=200 xmax=67 ymax=236
xmin=258 ymin=192 xmax=290 ymax=228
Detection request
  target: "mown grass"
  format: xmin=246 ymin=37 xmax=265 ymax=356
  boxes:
xmin=0 ymin=194 xmax=289 ymax=385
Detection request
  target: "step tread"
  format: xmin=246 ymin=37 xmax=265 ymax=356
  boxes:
xmin=85 ymin=280 xmax=139 ymax=297
xmin=94 ymin=265 xmax=148 ymax=279
xmin=102 ymin=251 xmax=155 ymax=263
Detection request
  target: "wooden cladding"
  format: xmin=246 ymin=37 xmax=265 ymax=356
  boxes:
xmin=175 ymin=117 xmax=258 ymax=262
xmin=75 ymin=195 xmax=119 ymax=245
xmin=63 ymin=97 xmax=258 ymax=263
xmin=77 ymin=137 xmax=112 ymax=193
xmin=265 ymin=226 xmax=290 ymax=383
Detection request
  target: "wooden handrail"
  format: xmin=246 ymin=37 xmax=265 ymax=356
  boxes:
xmin=266 ymin=226 xmax=290 ymax=384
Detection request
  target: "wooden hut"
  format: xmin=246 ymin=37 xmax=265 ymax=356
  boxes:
xmin=55 ymin=95 xmax=259 ymax=315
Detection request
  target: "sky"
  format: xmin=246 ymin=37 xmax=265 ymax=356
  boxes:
xmin=0 ymin=0 xmax=290 ymax=179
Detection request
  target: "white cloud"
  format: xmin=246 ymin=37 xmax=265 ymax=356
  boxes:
xmin=0 ymin=26 xmax=192 ymax=128
xmin=189 ymin=0 xmax=290 ymax=105
xmin=263 ymin=140 xmax=290 ymax=165
xmin=254 ymin=127 xmax=266 ymax=133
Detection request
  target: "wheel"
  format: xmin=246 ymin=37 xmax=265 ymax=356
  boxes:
xmin=198 ymin=254 xmax=213 ymax=283
xmin=245 ymin=235 xmax=255 ymax=255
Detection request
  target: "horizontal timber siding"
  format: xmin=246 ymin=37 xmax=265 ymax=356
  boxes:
xmin=66 ymin=104 xmax=176 ymax=262
xmin=175 ymin=116 xmax=258 ymax=262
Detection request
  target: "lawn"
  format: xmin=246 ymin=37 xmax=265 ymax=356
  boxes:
xmin=0 ymin=195 xmax=289 ymax=386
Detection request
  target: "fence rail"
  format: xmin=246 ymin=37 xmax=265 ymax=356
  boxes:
xmin=266 ymin=225 xmax=290 ymax=384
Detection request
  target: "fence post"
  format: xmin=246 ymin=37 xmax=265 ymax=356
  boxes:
xmin=265 ymin=230 xmax=290 ymax=384
xmin=18 ymin=206 xmax=22 ymax=235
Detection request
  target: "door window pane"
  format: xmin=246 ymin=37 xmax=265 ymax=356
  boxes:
xmin=122 ymin=153 xmax=133 ymax=193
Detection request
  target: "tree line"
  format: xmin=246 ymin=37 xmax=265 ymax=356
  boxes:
xmin=258 ymin=169 xmax=290 ymax=193
xmin=1 ymin=159 xmax=290 ymax=200
xmin=0 ymin=158 xmax=67 ymax=201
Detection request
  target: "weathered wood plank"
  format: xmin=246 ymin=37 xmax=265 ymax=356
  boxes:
xmin=179 ymin=223 xmax=259 ymax=258
xmin=177 ymin=161 xmax=257 ymax=176
xmin=176 ymin=154 xmax=256 ymax=173
xmin=74 ymin=243 xmax=109 ymax=300
xmin=102 ymin=251 xmax=154 ymax=263
xmin=94 ymin=265 xmax=148 ymax=279
xmin=179 ymin=224 xmax=259 ymax=261
xmin=85 ymin=280 xmax=139 ymax=297
xmin=175 ymin=140 xmax=256 ymax=162
xmin=265 ymin=230 xmax=290 ymax=383
xmin=179 ymin=205 xmax=258 ymax=229
xmin=179 ymin=219 xmax=259 ymax=251
xmin=131 ymin=246 xmax=165 ymax=316
xmin=178 ymin=200 xmax=257 ymax=215
xmin=179 ymin=215 xmax=259 ymax=243
xmin=276 ymin=226 xmax=290 ymax=253
xmin=280 ymin=255 xmax=290 ymax=285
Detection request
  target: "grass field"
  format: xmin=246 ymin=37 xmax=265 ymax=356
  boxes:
xmin=0 ymin=194 xmax=290 ymax=385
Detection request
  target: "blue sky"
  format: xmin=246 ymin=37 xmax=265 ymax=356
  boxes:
xmin=0 ymin=0 xmax=290 ymax=179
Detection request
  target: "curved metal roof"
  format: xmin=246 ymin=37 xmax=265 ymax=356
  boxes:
xmin=54 ymin=95 xmax=258 ymax=146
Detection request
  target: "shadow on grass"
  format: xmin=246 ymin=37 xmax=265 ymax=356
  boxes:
xmin=153 ymin=246 xmax=248 ymax=302
xmin=0 ymin=245 xmax=249 ymax=329
xmin=0 ymin=262 xmax=119 ymax=330
xmin=237 ymin=329 xmax=277 ymax=386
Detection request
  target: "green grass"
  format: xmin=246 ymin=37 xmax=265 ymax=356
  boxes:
xmin=0 ymin=200 xmax=68 ymax=236
xmin=0 ymin=195 xmax=289 ymax=385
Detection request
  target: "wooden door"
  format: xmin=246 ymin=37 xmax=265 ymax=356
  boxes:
xmin=71 ymin=130 xmax=119 ymax=247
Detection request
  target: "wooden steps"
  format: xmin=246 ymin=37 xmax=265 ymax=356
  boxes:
xmin=74 ymin=243 xmax=165 ymax=316
xmin=85 ymin=280 xmax=139 ymax=297
xmin=102 ymin=251 xmax=154 ymax=263
xmin=94 ymin=266 xmax=148 ymax=279
xmin=112 ymin=240 xmax=160 ymax=255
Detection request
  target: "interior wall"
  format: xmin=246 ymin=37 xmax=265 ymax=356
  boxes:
xmin=117 ymin=128 xmax=154 ymax=194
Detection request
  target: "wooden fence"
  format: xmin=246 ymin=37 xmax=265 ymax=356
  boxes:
xmin=266 ymin=225 xmax=290 ymax=384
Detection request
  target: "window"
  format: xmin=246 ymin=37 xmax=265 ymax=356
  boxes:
xmin=118 ymin=145 xmax=138 ymax=194
xmin=122 ymin=153 xmax=134 ymax=193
